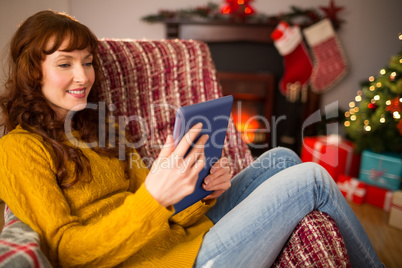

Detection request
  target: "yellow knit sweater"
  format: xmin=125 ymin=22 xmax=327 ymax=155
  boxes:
xmin=0 ymin=126 xmax=215 ymax=267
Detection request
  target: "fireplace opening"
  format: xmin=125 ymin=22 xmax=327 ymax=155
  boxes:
xmin=217 ymin=71 xmax=274 ymax=155
xmin=232 ymin=101 xmax=264 ymax=144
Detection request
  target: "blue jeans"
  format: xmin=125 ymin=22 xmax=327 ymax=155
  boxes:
xmin=194 ymin=147 xmax=383 ymax=268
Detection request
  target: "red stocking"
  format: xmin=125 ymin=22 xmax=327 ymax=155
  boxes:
xmin=271 ymin=22 xmax=313 ymax=99
xmin=303 ymin=19 xmax=348 ymax=93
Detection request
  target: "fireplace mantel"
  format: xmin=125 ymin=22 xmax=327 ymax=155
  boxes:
xmin=164 ymin=20 xmax=275 ymax=43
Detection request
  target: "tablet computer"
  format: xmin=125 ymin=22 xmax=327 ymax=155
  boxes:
xmin=172 ymin=95 xmax=233 ymax=214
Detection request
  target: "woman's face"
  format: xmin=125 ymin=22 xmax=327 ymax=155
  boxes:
xmin=41 ymin=39 xmax=95 ymax=119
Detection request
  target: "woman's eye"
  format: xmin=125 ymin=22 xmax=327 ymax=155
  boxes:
xmin=58 ymin=64 xmax=70 ymax=68
xmin=84 ymin=62 xmax=93 ymax=67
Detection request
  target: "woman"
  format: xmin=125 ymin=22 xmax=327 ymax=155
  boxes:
xmin=0 ymin=10 xmax=383 ymax=268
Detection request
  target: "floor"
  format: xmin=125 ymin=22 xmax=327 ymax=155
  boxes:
xmin=1 ymin=201 xmax=401 ymax=267
xmin=348 ymin=201 xmax=402 ymax=268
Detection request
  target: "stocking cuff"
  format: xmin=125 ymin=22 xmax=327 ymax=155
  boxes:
xmin=303 ymin=18 xmax=335 ymax=46
xmin=273 ymin=26 xmax=302 ymax=56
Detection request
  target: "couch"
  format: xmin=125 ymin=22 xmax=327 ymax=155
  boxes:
xmin=0 ymin=39 xmax=350 ymax=267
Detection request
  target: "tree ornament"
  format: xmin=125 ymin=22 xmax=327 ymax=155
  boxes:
xmin=398 ymin=120 xmax=402 ymax=135
xmin=386 ymin=96 xmax=402 ymax=113
xmin=368 ymin=103 xmax=377 ymax=111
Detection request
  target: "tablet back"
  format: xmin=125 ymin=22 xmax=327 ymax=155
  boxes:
xmin=172 ymin=95 xmax=233 ymax=214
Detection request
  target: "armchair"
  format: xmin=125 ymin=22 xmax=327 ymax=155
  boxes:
xmin=0 ymin=39 xmax=350 ymax=267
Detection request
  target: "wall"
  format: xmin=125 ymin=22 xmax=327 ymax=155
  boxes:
xmin=0 ymin=0 xmax=70 ymax=135
xmin=1 ymin=0 xmax=401 ymax=112
xmin=0 ymin=0 xmax=70 ymax=86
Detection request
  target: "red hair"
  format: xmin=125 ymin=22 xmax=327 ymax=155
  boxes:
xmin=0 ymin=10 xmax=123 ymax=188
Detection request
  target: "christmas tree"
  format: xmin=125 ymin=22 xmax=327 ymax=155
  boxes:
xmin=345 ymin=34 xmax=402 ymax=153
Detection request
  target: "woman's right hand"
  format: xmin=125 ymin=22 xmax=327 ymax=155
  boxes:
xmin=144 ymin=123 xmax=209 ymax=208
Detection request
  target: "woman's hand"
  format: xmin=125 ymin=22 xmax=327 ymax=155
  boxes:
xmin=145 ymin=123 xmax=209 ymax=208
xmin=202 ymin=156 xmax=232 ymax=200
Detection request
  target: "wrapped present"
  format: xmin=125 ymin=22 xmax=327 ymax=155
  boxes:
xmin=301 ymin=135 xmax=361 ymax=181
xmin=337 ymin=174 xmax=366 ymax=204
xmin=365 ymin=184 xmax=393 ymax=212
xmin=359 ymin=150 xmax=402 ymax=191
xmin=389 ymin=191 xmax=402 ymax=230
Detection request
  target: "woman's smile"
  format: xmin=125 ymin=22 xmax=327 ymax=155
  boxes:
xmin=66 ymin=87 xmax=87 ymax=98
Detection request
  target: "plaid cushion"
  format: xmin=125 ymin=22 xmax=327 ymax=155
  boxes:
xmin=272 ymin=211 xmax=350 ymax=267
xmin=97 ymin=39 xmax=254 ymax=175
xmin=0 ymin=206 xmax=51 ymax=268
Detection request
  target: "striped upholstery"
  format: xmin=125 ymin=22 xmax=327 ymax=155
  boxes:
xmin=273 ymin=211 xmax=351 ymax=267
xmin=97 ymin=39 xmax=254 ymax=175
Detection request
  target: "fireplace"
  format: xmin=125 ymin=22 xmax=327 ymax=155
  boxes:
xmin=216 ymin=72 xmax=274 ymax=145
xmin=164 ymin=20 xmax=319 ymax=156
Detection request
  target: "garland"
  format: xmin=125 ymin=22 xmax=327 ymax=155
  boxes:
xmin=141 ymin=2 xmax=344 ymax=29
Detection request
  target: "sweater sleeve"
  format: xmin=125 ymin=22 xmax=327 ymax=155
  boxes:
xmin=170 ymin=199 xmax=216 ymax=227
xmin=0 ymin=133 xmax=175 ymax=267
xmin=127 ymin=149 xmax=216 ymax=227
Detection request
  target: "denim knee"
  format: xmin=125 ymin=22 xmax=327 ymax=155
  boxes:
xmin=258 ymin=147 xmax=301 ymax=165
xmin=296 ymin=161 xmax=337 ymax=188
xmin=246 ymin=147 xmax=302 ymax=174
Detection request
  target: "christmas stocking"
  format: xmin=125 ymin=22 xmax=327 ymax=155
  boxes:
xmin=303 ymin=19 xmax=348 ymax=93
xmin=271 ymin=21 xmax=313 ymax=98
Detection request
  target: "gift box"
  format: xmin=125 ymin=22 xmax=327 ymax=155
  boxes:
xmin=365 ymin=184 xmax=393 ymax=212
xmin=337 ymin=174 xmax=366 ymax=204
xmin=301 ymin=135 xmax=361 ymax=181
xmin=389 ymin=191 xmax=402 ymax=230
xmin=359 ymin=150 xmax=402 ymax=191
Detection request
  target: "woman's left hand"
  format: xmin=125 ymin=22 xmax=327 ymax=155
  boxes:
xmin=202 ymin=157 xmax=232 ymax=200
